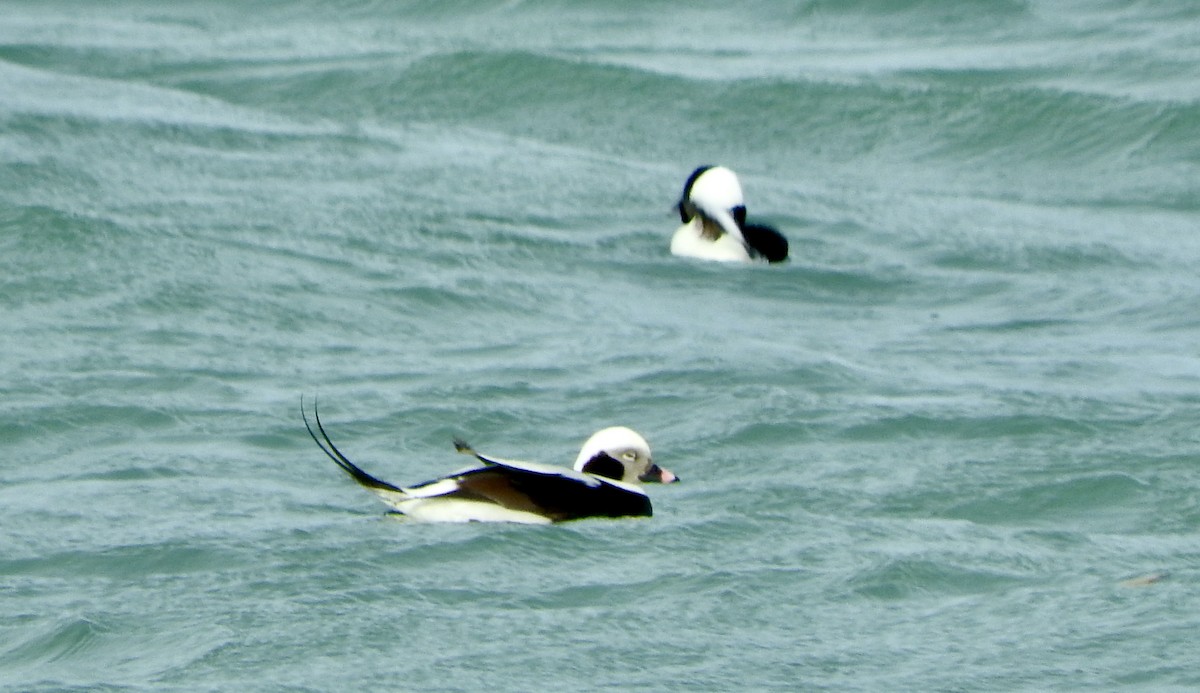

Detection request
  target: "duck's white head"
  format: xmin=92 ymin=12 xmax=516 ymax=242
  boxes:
xmin=573 ymin=426 xmax=678 ymax=485
xmin=677 ymin=165 xmax=747 ymax=245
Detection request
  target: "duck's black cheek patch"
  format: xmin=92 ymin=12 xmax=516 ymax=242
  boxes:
xmin=581 ymin=453 xmax=626 ymax=481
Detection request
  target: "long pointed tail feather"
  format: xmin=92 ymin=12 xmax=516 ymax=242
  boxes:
xmin=302 ymin=396 xmax=404 ymax=494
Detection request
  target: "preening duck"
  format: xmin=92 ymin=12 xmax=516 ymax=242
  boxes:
xmin=671 ymin=165 xmax=788 ymax=263
xmin=303 ymin=402 xmax=678 ymax=524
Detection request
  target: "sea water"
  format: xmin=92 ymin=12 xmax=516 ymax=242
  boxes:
xmin=2 ymin=1 xmax=1199 ymax=690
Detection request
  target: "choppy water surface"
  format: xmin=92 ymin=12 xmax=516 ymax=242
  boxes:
xmin=3 ymin=1 xmax=1199 ymax=690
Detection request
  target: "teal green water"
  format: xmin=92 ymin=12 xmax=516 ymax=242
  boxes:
xmin=3 ymin=1 xmax=1199 ymax=690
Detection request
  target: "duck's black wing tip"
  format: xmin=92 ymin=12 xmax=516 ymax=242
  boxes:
xmin=454 ymin=437 xmax=506 ymax=467
xmin=743 ymin=223 xmax=789 ymax=263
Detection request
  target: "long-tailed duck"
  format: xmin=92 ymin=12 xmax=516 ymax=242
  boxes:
xmin=303 ymin=402 xmax=678 ymax=524
xmin=671 ymin=165 xmax=788 ymax=263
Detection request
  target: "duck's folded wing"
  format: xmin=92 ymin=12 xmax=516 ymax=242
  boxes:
xmin=453 ymin=439 xmax=606 ymax=487
xmin=447 ymin=464 xmax=652 ymax=521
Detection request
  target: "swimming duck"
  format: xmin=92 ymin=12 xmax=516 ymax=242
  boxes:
xmin=304 ymin=402 xmax=678 ymax=524
xmin=671 ymin=165 xmax=788 ymax=263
